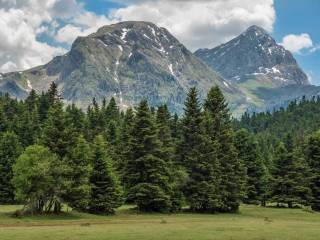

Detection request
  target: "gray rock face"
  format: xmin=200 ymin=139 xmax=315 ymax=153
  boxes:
xmin=0 ymin=21 xmax=243 ymax=114
xmin=194 ymin=25 xmax=317 ymax=114
xmin=195 ymin=25 xmax=309 ymax=87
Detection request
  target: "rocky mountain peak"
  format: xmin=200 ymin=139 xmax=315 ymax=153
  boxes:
xmin=0 ymin=21 xmax=241 ymax=114
xmin=243 ymin=25 xmax=269 ymax=36
xmin=195 ymin=25 xmax=309 ymax=86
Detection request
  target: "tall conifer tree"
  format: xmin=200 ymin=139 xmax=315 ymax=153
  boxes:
xmin=271 ymin=140 xmax=312 ymax=208
xmin=305 ymin=131 xmax=320 ymax=211
xmin=63 ymin=135 xmax=92 ymax=210
xmin=125 ymin=100 xmax=173 ymax=212
xmin=235 ymin=129 xmax=269 ymax=205
xmin=89 ymin=135 xmax=122 ymax=214
xmin=0 ymin=132 xmax=22 ymax=203
xmin=204 ymin=86 xmax=245 ymax=212
xmin=178 ymin=88 xmax=222 ymax=212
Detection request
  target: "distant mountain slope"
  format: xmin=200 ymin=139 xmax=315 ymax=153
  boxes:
xmin=195 ymin=25 xmax=308 ymax=86
xmin=195 ymin=25 xmax=318 ymax=113
xmin=0 ymin=21 xmax=245 ymax=114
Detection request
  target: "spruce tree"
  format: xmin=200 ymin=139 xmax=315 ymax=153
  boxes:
xmin=0 ymin=132 xmax=23 ymax=203
xmin=178 ymin=88 xmax=221 ymax=212
xmin=235 ymin=129 xmax=269 ymax=205
xmin=125 ymin=100 xmax=173 ymax=212
xmin=204 ymin=86 xmax=245 ymax=212
xmin=271 ymin=141 xmax=312 ymax=208
xmin=170 ymin=113 xmax=180 ymax=140
xmin=25 ymin=89 xmax=38 ymax=112
xmin=89 ymin=135 xmax=122 ymax=214
xmin=63 ymin=135 xmax=92 ymax=210
xmin=104 ymin=97 xmax=120 ymax=123
xmin=156 ymin=105 xmax=174 ymax=161
xmin=117 ymin=108 xmax=135 ymax=177
xmin=305 ymin=131 xmax=320 ymax=211
xmin=86 ymin=99 xmax=105 ymax=140
xmin=65 ymin=104 xmax=86 ymax=135
xmin=41 ymin=101 xmax=69 ymax=158
xmin=17 ymin=105 xmax=40 ymax=147
xmin=156 ymin=105 xmax=184 ymax=211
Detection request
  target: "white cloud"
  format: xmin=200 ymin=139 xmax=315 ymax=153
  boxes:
xmin=0 ymin=8 xmax=67 ymax=73
xmin=310 ymin=44 xmax=320 ymax=53
xmin=0 ymin=0 xmax=276 ymax=72
xmin=110 ymin=0 xmax=276 ymax=50
xmin=280 ymin=33 xmax=314 ymax=54
xmin=0 ymin=0 xmax=75 ymax=73
xmin=55 ymin=12 xmax=114 ymax=44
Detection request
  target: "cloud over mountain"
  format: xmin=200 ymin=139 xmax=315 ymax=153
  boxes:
xmin=0 ymin=0 xmax=276 ymax=72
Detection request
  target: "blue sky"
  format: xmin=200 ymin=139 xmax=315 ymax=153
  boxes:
xmin=78 ymin=0 xmax=320 ymax=84
xmin=0 ymin=0 xmax=319 ymax=85
xmin=273 ymin=0 xmax=320 ymax=84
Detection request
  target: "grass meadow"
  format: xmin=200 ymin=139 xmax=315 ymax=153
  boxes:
xmin=0 ymin=205 xmax=319 ymax=240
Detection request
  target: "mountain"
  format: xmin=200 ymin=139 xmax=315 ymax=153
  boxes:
xmin=195 ymin=25 xmax=320 ymax=112
xmin=0 ymin=21 xmax=245 ymax=114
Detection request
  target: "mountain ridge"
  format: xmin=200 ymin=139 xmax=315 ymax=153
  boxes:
xmin=195 ymin=25 xmax=317 ymax=113
xmin=0 ymin=21 xmax=245 ymax=114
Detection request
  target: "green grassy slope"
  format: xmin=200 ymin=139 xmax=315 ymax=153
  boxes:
xmin=0 ymin=205 xmax=319 ymax=240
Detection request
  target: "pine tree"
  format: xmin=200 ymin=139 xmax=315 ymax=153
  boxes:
xmin=41 ymin=102 xmax=69 ymax=158
xmin=63 ymin=135 xmax=92 ymax=210
xmin=156 ymin=105 xmax=184 ymax=211
xmin=106 ymin=120 xmax=119 ymax=146
xmin=170 ymin=113 xmax=180 ymax=140
xmin=178 ymin=88 xmax=222 ymax=212
xmin=204 ymin=86 xmax=245 ymax=212
xmin=25 ymin=89 xmax=38 ymax=112
xmin=17 ymin=105 xmax=40 ymax=147
xmin=305 ymin=131 xmax=320 ymax=211
xmin=235 ymin=129 xmax=269 ymax=205
xmin=86 ymin=99 xmax=105 ymax=140
xmin=125 ymin=100 xmax=173 ymax=212
xmin=47 ymin=82 xmax=59 ymax=106
xmin=0 ymin=132 xmax=23 ymax=203
xmin=271 ymin=141 xmax=312 ymax=208
xmin=38 ymin=82 xmax=59 ymax=122
xmin=104 ymin=97 xmax=120 ymax=123
xmin=156 ymin=105 xmax=174 ymax=161
xmin=89 ymin=135 xmax=122 ymax=214
xmin=117 ymin=108 xmax=135 ymax=176
xmin=65 ymin=104 xmax=86 ymax=135
xmin=0 ymin=107 xmax=8 ymax=133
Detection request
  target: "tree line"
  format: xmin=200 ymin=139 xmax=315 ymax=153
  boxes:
xmin=0 ymin=83 xmax=319 ymax=214
xmin=235 ymin=97 xmax=320 ymax=211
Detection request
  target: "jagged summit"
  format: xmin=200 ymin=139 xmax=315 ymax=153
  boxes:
xmin=195 ymin=25 xmax=315 ymax=114
xmin=0 ymin=21 xmax=243 ymax=114
xmin=195 ymin=25 xmax=309 ymax=86
xmin=244 ymin=25 xmax=269 ymax=35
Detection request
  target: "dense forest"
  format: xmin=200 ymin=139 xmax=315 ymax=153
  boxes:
xmin=0 ymin=83 xmax=320 ymax=215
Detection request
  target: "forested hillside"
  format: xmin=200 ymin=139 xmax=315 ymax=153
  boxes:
xmin=0 ymin=83 xmax=320 ymax=215
xmin=235 ymin=97 xmax=320 ymax=210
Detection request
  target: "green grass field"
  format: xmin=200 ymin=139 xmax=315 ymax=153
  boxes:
xmin=0 ymin=205 xmax=319 ymax=240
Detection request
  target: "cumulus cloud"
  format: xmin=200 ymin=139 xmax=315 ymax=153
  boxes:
xmin=110 ymin=0 xmax=276 ymax=50
xmin=280 ymin=33 xmax=314 ymax=54
xmin=55 ymin=12 xmax=114 ymax=44
xmin=0 ymin=0 xmax=276 ymax=72
xmin=0 ymin=0 xmax=75 ymax=72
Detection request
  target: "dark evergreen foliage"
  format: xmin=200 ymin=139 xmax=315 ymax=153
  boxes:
xmin=0 ymin=132 xmax=22 ymax=203
xmin=0 ymin=82 xmax=319 ymax=214
xmin=204 ymin=87 xmax=245 ymax=212
xmin=89 ymin=135 xmax=122 ymax=214
xmin=235 ymin=129 xmax=269 ymax=205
